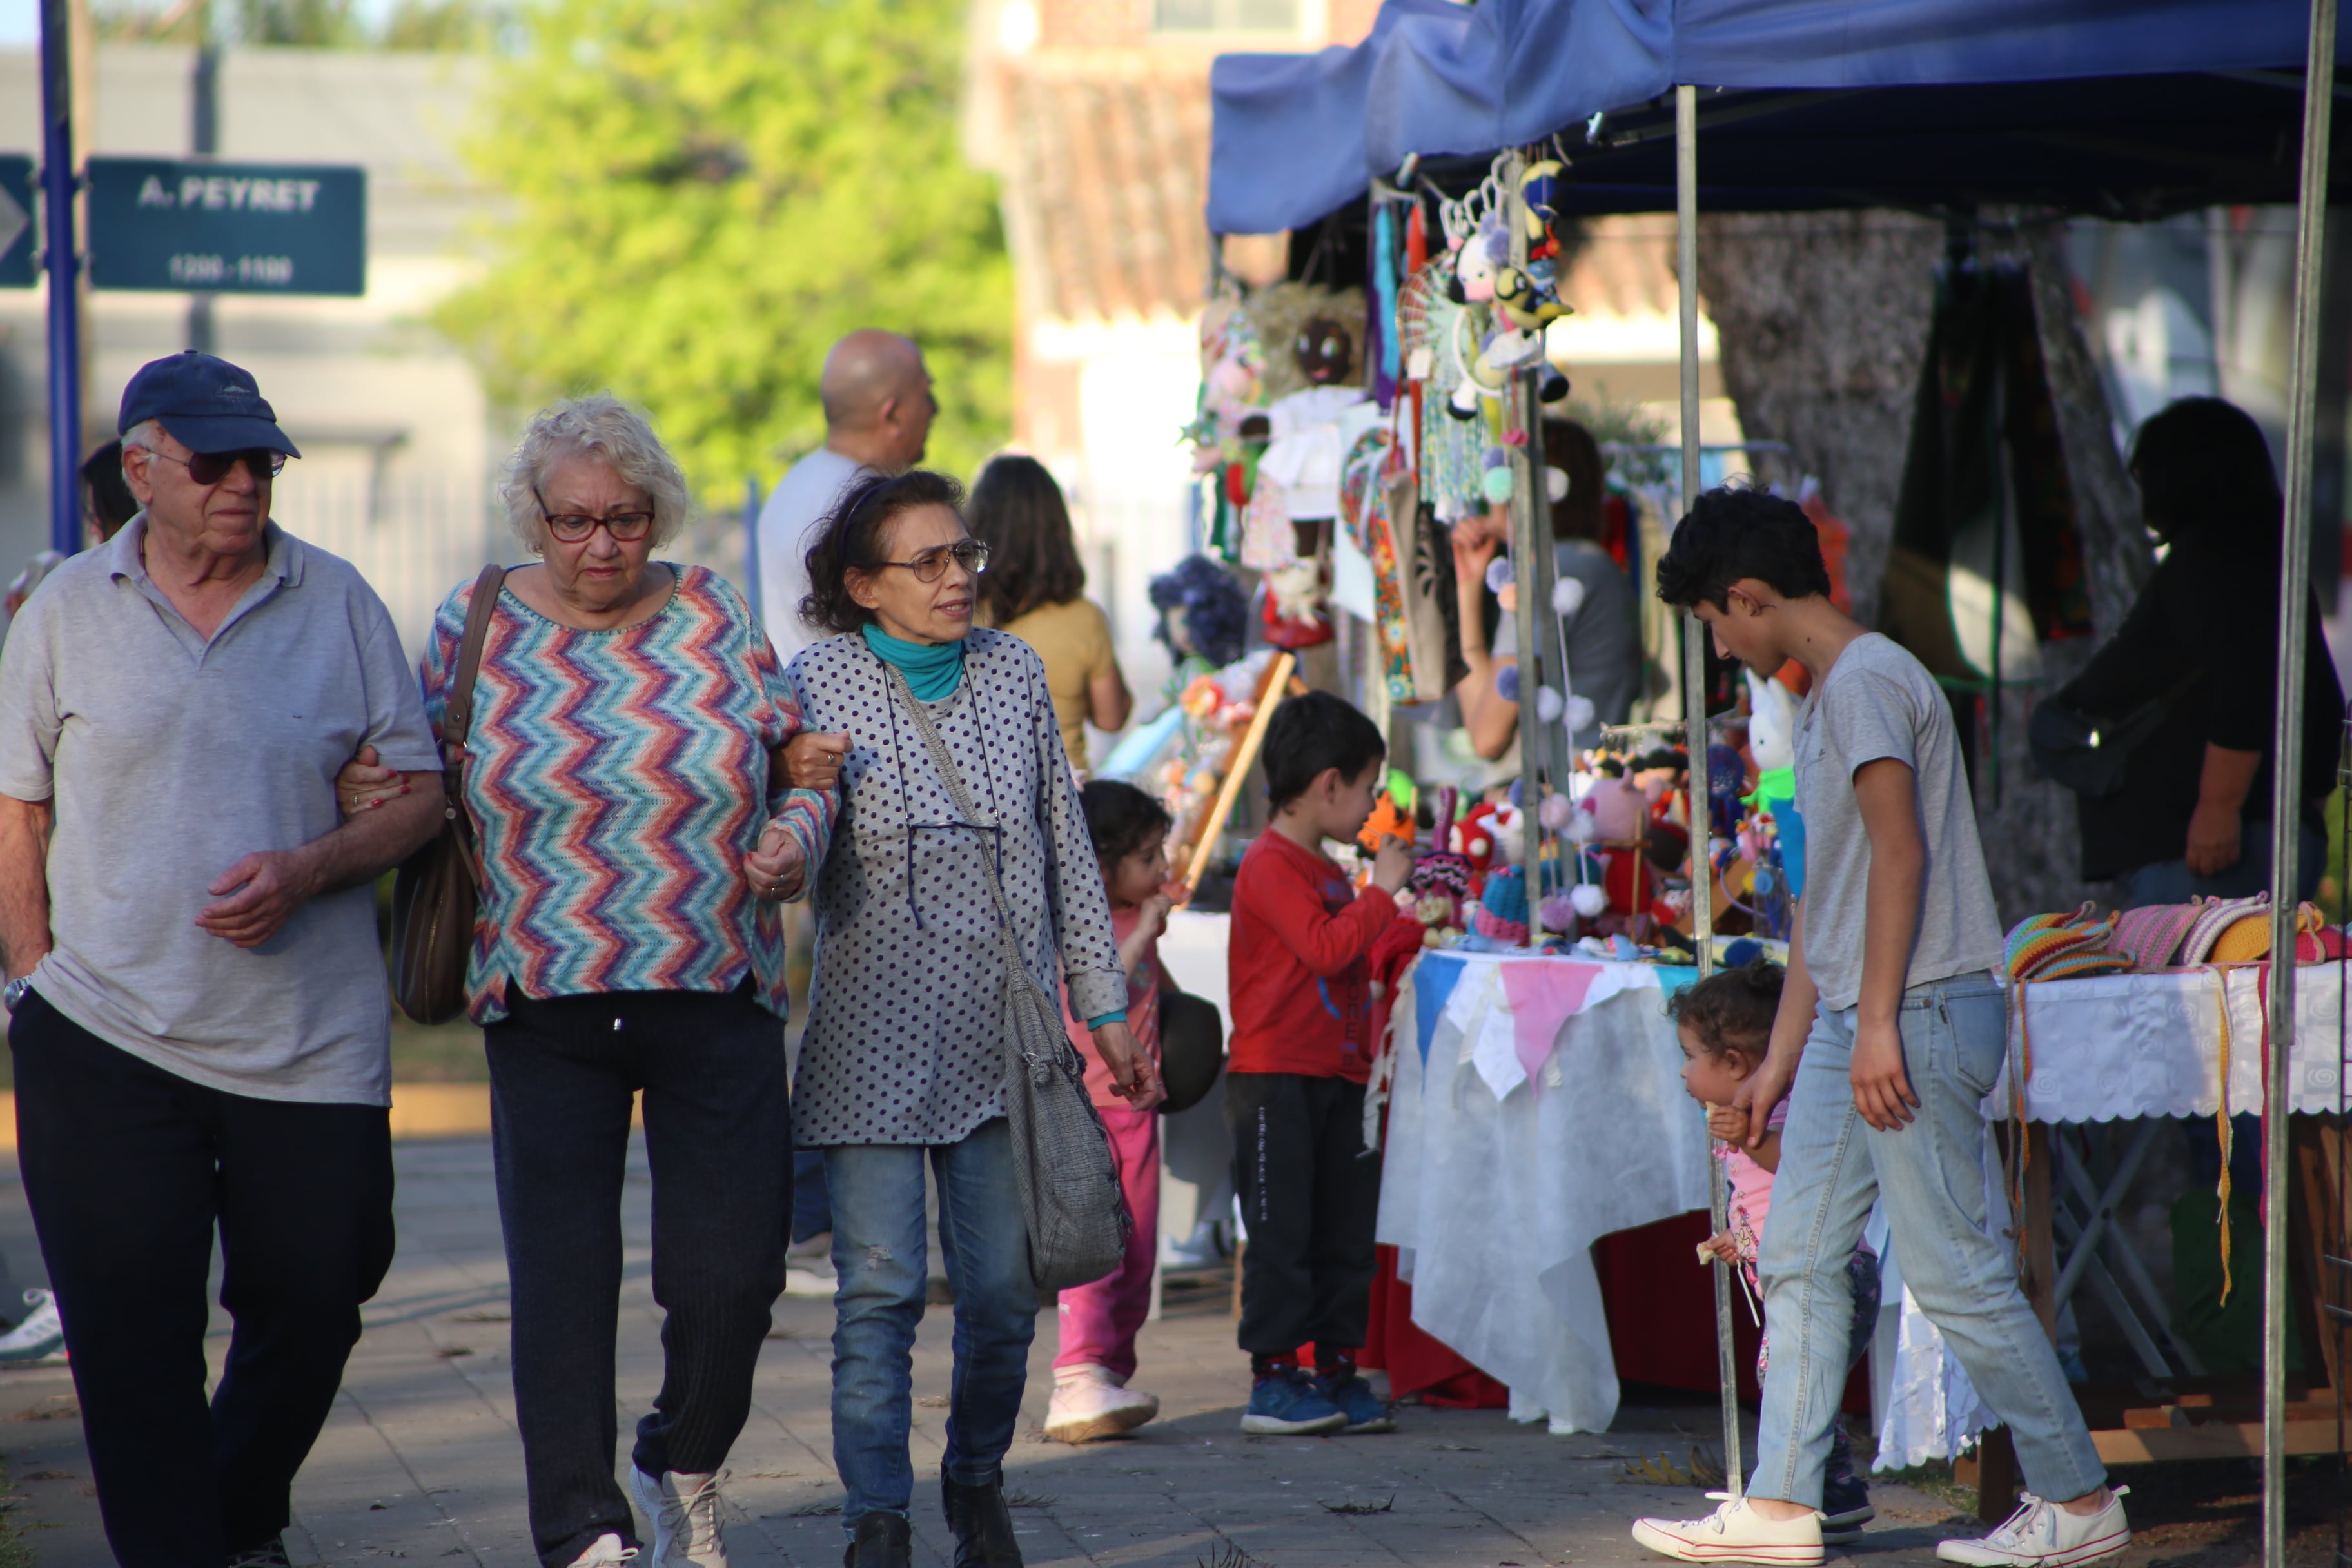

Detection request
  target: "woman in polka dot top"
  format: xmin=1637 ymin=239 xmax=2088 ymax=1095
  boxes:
xmin=782 ymin=470 xmax=1162 ymax=1568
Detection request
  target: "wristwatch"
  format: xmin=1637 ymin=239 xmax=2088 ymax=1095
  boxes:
xmin=4 ymin=976 xmax=32 ymax=1014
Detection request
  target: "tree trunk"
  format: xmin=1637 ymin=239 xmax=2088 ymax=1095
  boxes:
xmin=1691 ymin=211 xmax=2157 ymax=924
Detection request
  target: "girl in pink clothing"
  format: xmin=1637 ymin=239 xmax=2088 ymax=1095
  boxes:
xmin=1048 ymin=780 xmax=1179 ymax=1442
xmin=1673 ymin=960 xmax=1878 ymax=1531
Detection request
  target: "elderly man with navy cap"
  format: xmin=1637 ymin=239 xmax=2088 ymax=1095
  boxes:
xmin=0 ymin=351 xmax=446 ymax=1568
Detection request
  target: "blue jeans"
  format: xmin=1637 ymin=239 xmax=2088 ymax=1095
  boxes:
xmin=1751 ymin=974 xmax=2106 ymax=1507
xmin=2121 ymin=820 xmax=2324 ymax=909
xmin=825 ymin=1118 xmax=1035 ymax=1530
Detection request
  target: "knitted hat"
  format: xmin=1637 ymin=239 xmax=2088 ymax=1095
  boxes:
xmin=2177 ymin=894 xmax=2271 ymax=966
xmin=2207 ymin=899 xmax=2329 ymax=965
xmin=1472 ymin=865 xmax=1530 ymax=945
xmin=2003 ymin=903 xmax=2130 ymax=983
xmin=2110 ymin=902 xmax=2201 ymax=971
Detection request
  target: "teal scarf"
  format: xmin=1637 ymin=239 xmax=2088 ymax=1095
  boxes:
xmin=863 ymin=623 xmax=966 ymax=701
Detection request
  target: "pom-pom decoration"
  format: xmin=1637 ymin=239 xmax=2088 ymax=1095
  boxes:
xmin=1480 ymin=466 xmax=1516 ymax=503
xmin=1535 ymin=685 xmax=1564 ymax=723
xmin=1545 ymin=466 xmax=1569 ymax=504
xmin=1562 ymin=692 xmax=1596 ymax=735
xmin=1538 ymin=792 xmax=1574 ymax=832
xmin=1552 ymin=576 xmax=1585 ymax=620
xmin=1569 ymin=882 xmax=1608 ymax=918
xmin=1495 ymin=663 xmax=1521 ymax=702
xmin=1563 ymin=803 xmax=1598 ymax=843
xmin=1485 ymin=556 xmax=1516 ymax=593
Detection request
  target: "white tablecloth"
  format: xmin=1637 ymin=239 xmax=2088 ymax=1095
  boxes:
xmin=1993 ymin=961 xmax=2352 ymax=1122
xmin=1378 ymin=952 xmax=1712 ymax=1434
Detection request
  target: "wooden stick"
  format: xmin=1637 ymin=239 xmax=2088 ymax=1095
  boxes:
xmin=1183 ymin=651 xmax=1296 ymax=896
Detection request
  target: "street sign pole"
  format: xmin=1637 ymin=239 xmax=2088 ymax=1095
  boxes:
xmin=39 ymin=0 xmax=82 ymax=558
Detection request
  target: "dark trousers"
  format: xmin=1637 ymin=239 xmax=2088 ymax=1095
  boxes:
xmin=487 ymin=985 xmax=792 ymax=1568
xmin=9 ymin=990 xmax=395 ymax=1568
xmin=1225 ymin=1071 xmax=1379 ymax=1358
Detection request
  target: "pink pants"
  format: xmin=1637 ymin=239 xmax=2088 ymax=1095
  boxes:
xmin=1053 ymin=1103 xmax=1159 ymax=1378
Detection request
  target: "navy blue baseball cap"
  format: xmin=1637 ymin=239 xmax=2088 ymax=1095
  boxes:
xmin=117 ymin=350 xmax=300 ymax=458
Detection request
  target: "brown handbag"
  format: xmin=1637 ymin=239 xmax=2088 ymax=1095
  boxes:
xmin=389 ymin=564 xmax=507 ymax=1024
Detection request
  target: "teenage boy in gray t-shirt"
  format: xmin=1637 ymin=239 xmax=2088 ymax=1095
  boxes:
xmin=1629 ymin=489 xmax=2128 ymax=1568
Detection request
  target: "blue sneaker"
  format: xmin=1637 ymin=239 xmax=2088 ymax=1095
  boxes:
xmin=1240 ymin=1369 xmax=1347 ymax=1435
xmin=1314 ymin=1369 xmax=1395 ymax=1433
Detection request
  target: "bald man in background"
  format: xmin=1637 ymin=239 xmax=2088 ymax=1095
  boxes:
xmin=756 ymin=331 xmax=937 ymax=664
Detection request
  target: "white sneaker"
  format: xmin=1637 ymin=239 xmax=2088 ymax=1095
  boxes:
xmin=565 ymin=1534 xmax=638 ymax=1568
xmin=1631 ymin=1494 xmax=1825 ymax=1565
xmin=1043 ymin=1364 xmax=1159 ymax=1442
xmin=0 ymin=1289 xmax=64 ymax=1364
xmin=629 ymin=1467 xmax=728 ymax=1568
xmin=1936 ymin=1489 xmax=2130 ymax=1567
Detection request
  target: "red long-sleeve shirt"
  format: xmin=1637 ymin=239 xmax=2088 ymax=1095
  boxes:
xmin=1226 ymin=830 xmax=1399 ymax=1083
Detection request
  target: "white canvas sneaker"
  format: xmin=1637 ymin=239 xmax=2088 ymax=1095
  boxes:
xmin=1936 ymin=1489 xmax=2130 ymax=1567
xmin=565 ymin=1534 xmax=638 ymax=1568
xmin=629 ymin=1467 xmax=729 ymax=1568
xmin=0 ymin=1289 xmax=64 ymax=1364
xmin=1044 ymin=1364 xmax=1160 ymax=1442
xmin=1631 ymin=1494 xmax=1825 ymax=1565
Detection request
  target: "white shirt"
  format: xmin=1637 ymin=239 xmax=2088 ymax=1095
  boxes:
xmin=756 ymin=447 xmax=873 ymax=665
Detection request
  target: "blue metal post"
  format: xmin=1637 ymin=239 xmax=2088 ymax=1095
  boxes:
xmin=39 ymin=0 xmax=81 ymax=558
xmin=742 ymin=476 xmax=764 ymax=623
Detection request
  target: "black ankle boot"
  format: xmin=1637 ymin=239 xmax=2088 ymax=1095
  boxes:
xmin=843 ymin=1511 xmax=911 ymax=1568
xmin=940 ymin=1464 xmax=1024 ymax=1568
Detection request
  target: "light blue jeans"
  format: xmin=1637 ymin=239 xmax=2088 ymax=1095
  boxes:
xmin=1751 ymin=974 xmax=2106 ymax=1507
xmin=823 ymin=1118 xmax=1035 ymax=1531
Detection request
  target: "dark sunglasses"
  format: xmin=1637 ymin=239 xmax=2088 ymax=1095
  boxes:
xmin=146 ymin=447 xmax=287 ymax=485
xmin=858 ymin=539 xmax=990 ymax=583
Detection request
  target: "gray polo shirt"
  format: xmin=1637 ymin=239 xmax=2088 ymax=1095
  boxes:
xmin=0 ymin=516 xmax=438 ymax=1105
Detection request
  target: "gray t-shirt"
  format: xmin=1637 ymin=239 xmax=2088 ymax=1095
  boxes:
xmin=756 ymin=447 xmax=872 ymax=667
xmin=1792 ymin=633 xmax=2003 ymax=1012
xmin=0 ymin=518 xmax=439 ymax=1104
xmin=1494 ymin=539 xmax=1643 ymax=751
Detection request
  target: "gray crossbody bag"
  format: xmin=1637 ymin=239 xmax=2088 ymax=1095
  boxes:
xmin=886 ymin=665 xmax=1130 ymax=1291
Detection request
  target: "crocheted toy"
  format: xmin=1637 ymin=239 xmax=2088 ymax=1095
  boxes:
xmin=1408 ymin=787 xmax=1477 ymax=910
xmin=1358 ymin=791 xmax=1415 ymax=856
xmin=1472 ymin=864 xmax=1531 ymax=945
xmin=1148 ymin=555 xmax=1248 ymax=670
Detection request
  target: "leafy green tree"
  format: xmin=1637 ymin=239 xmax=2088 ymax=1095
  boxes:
xmin=442 ymin=0 xmax=1011 ymax=500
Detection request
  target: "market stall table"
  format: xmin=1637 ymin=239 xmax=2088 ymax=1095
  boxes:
xmin=1378 ymin=949 xmax=1710 ymax=1433
xmin=1976 ymin=961 xmax=2352 ymax=1490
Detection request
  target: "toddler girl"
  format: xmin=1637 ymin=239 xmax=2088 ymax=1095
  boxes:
xmin=1047 ymin=779 xmax=1177 ymax=1441
xmin=1672 ymin=959 xmax=1878 ymax=1539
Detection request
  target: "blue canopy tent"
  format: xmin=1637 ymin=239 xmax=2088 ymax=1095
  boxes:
xmin=1204 ymin=5 xmax=2340 ymax=1559
xmin=1208 ymin=0 xmax=2342 ymax=231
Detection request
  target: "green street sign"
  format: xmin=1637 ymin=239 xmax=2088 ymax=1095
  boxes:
xmin=86 ymin=157 xmax=366 ymax=296
xmin=0 ymin=156 xmax=32 ymax=289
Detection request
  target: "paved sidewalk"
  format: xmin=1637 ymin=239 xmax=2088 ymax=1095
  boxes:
xmin=0 ymin=1137 xmax=1995 ymax=1568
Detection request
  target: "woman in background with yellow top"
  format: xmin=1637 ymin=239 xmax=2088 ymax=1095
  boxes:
xmin=969 ymin=455 xmax=1131 ymax=770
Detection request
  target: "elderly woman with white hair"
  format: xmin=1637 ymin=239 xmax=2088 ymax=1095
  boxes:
xmin=415 ymin=395 xmax=835 ymax=1568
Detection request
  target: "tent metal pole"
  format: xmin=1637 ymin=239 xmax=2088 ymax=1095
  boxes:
xmin=39 ymin=0 xmax=80 ymax=559
xmin=1676 ymin=79 xmax=1739 ymax=1496
xmin=1504 ymin=145 xmax=1547 ymax=917
xmin=2265 ymin=4 xmax=2335 ymax=1562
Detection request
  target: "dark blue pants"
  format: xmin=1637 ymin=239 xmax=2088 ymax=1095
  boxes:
xmin=10 ymin=989 xmax=395 ymax=1568
xmin=487 ymin=984 xmax=792 ymax=1568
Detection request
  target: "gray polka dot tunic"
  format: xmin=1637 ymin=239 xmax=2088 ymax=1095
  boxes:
xmin=786 ymin=628 xmax=1127 ymax=1146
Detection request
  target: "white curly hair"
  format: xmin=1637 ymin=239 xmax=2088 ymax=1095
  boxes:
xmin=499 ymin=393 xmax=691 ymax=550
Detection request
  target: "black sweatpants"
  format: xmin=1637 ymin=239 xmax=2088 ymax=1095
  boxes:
xmin=1224 ymin=1070 xmax=1380 ymax=1358
xmin=9 ymin=989 xmax=396 ymax=1568
xmin=486 ymin=984 xmax=792 ymax=1568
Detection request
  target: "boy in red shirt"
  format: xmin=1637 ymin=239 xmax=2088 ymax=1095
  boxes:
xmin=1225 ymin=691 xmax=1413 ymax=1435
